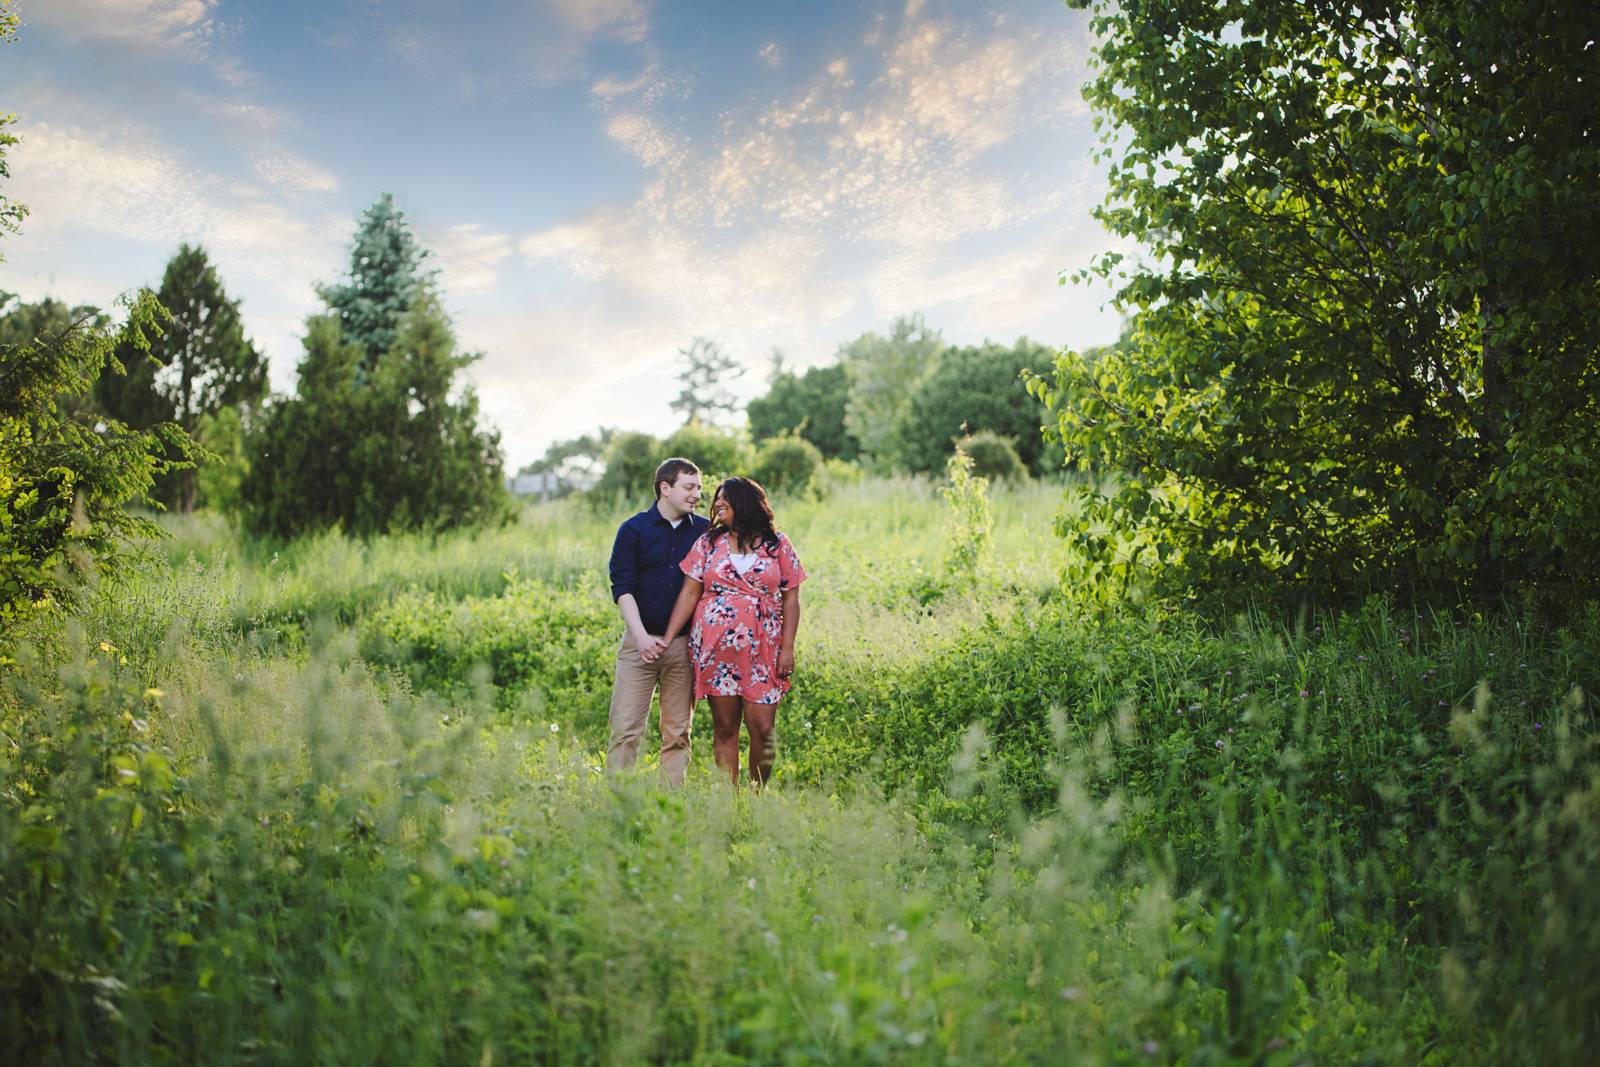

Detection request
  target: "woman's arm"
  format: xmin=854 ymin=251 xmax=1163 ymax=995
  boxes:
xmin=776 ymin=587 xmax=800 ymax=679
xmin=660 ymin=577 xmax=703 ymax=645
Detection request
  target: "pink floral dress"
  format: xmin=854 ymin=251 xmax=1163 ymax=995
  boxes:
xmin=679 ymin=531 xmax=807 ymax=704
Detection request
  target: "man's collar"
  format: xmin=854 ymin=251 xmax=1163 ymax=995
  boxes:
xmin=650 ymin=501 xmax=686 ymax=525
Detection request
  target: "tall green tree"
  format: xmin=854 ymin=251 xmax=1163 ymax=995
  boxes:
xmin=1044 ymin=0 xmax=1600 ymax=606
xmin=316 ymin=193 xmax=430 ymax=374
xmin=96 ymin=244 xmax=265 ymax=511
xmin=897 ymin=339 xmax=1055 ymax=476
xmin=746 ymin=360 xmax=859 ymax=461
xmin=840 ymin=314 xmax=944 ymax=471
xmin=240 ymin=209 xmax=507 ymax=539
xmin=669 ymin=337 xmax=745 ymax=427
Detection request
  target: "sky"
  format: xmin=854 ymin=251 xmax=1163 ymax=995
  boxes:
xmin=0 ymin=0 xmax=1124 ymax=471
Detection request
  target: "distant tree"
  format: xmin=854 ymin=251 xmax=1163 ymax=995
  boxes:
xmin=897 ymin=339 xmax=1055 ymax=476
xmin=240 ymin=207 xmax=507 ymax=539
xmin=593 ymin=430 xmax=665 ymax=502
xmin=520 ymin=428 xmax=614 ymax=492
xmin=316 ymin=193 xmax=430 ymax=375
xmin=96 ymin=244 xmax=265 ymax=511
xmin=840 ymin=314 xmax=943 ymax=471
xmin=746 ymin=360 xmax=859 ymax=461
xmin=0 ymin=5 xmax=24 ymax=245
xmin=669 ymin=337 xmax=745 ymax=427
xmin=1050 ymin=0 xmax=1600 ymax=605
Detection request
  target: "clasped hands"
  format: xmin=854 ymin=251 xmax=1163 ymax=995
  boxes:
xmin=638 ymin=634 xmax=670 ymax=663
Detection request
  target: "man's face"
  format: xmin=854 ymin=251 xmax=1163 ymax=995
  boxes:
xmin=660 ymin=473 xmax=702 ymax=515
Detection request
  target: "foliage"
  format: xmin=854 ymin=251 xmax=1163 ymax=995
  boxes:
xmin=840 ymin=313 xmax=944 ymax=471
xmin=745 ymin=360 xmax=859 ymax=460
xmin=661 ymin=419 xmax=750 ymax=487
xmin=95 ymin=244 xmax=265 ymax=512
xmin=1050 ymin=0 xmax=1600 ymax=608
xmin=0 ymin=292 xmax=195 ymax=631
xmin=668 ymin=337 xmax=744 ymax=427
xmin=0 ymin=3 xmax=24 ymax=245
xmin=240 ymin=291 xmax=508 ymax=540
xmin=193 ymin=405 xmax=250 ymax=518
xmin=939 ymin=445 xmax=992 ymax=583
xmin=750 ymin=431 xmax=824 ymax=498
xmin=898 ymin=339 xmax=1055 ymax=475
xmin=11 ymin=489 xmax=1600 ymax=1062
xmin=315 ymin=193 xmax=430 ymax=374
xmin=591 ymin=430 xmax=664 ymax=503
xmin=518 ymin=427 xmax=613 ymax=493
xmin=955 ymin=430 xmax=1027 ymax=482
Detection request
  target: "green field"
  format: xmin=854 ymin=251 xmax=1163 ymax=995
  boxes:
xmin=4 ymin=479 xmax=1597 ymax=1064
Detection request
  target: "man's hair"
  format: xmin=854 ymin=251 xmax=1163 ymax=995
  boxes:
xmin=654 ymin=457 xmax=700 ymax=498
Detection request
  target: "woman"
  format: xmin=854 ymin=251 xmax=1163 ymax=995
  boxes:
xmin=661 ymin=477 xmax=806 ymax=787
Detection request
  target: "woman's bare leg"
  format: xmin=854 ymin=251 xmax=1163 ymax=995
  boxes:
xmin=708 ymin=696 xmax=743 ymax=786
xmin=742 ymin=701 xmax=778 ymax=788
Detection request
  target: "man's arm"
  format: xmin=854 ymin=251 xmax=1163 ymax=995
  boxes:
xmin=610 ymin=520 xmax=666 ymax=658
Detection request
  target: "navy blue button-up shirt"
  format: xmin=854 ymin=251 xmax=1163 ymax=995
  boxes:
xmin=609 ymin=503 xmax=711 ymax=635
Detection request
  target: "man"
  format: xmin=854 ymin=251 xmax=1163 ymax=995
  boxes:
xmin=606 ymin=457 xmax=710 ymax=785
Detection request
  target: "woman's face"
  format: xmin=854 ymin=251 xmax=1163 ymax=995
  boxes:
xmin=712 ymin=491 xmax=734 ymax=527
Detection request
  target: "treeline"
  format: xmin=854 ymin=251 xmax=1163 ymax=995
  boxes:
xmin=524 ymin=318 xmax=1093 ymax=501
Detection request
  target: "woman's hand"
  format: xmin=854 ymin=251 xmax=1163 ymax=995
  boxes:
xmin=776 ymin=645 xmax=795 ymax=679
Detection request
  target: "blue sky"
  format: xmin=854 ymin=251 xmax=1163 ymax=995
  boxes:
xmin=1 ymin=0 xmax=1123 ymax=469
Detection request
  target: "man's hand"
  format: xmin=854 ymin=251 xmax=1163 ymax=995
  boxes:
xmin=639 ymin=635 xmax=668 ymax=663
xmin=776 ymin=645 xmax=795 ymax=679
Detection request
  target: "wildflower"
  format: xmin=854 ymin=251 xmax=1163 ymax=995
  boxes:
xmin=746 ymin=878 xmax=758 ymax=890
xmin=1226 ymin=727 xmax=1234 ymax=734
xmin=1143 ymin=1041 xmax=1160 ymax=1055
xmin=143 ymin=687 xmax=164 ymax=699
xmin=1438 ymin=700 xmax=1448 ymax=707
xmin=1059 ymin=986 xmax=1082 ymax=1001
xmin=1534 ymin=723 xmax=1544 ymax=731
xmin=1357 ymin=655 xmax=1367 ymax=662
xmin=1215 ymin=739 xmax=1224 ymax=749
xmin=549 ymin=723 xmax=560 ymax=734
xmin=1299 ymin=690 xmax=1309 ymax=698
xmin=1188 ymin=703 xmax=1201 ymax=711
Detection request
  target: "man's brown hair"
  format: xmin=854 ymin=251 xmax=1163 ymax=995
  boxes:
xmin=654 ymin=457 xmax=700 ymax=498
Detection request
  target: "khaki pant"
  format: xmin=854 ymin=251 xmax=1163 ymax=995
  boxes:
xmin=606 ymin=632 xmax=694 ymax=786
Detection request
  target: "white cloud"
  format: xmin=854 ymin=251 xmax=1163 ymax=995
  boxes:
xmin=547 ymin=0 xmax=649 ymax=45
xmin=251 ymin=151 xmax=338 ymax=194
xmin=27 ymin=0 xmax=217 ymax=47
xmin=8 ymin=122 xmax=339 ymax=300
xmin=758 ymin=42 xmax=784 ymax=68
xmin=432 ymin=224 xmax=513 ymax=293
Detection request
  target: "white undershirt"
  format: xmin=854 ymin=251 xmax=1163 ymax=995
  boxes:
xmin=668 ymin=516 xmax=684 ymax=528
xmin=729 ymin=552 xmax=758 ymax=575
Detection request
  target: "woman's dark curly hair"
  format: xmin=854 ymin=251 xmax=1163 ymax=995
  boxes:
xmin=707 ymin=476 xmax=780 ymax=554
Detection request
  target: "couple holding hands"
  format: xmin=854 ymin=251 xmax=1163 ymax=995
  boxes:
xmin=606 ymin=457 xmax=807 ymax=787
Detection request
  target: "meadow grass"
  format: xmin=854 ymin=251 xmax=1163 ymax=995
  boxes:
xmin=4 ymin=477 xmax=1598 ymax=1064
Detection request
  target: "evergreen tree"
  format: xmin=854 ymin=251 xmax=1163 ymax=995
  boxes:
xmin=316 ymin=193 xmax=430 ymax=374
xmin=240 ymin=205 xmax=507 ymax=539
xmin=96 ymin=244 xmax=265 ymax=511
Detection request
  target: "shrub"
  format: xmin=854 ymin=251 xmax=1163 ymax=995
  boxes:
xmin=750 ymin=432 xmax=824 ymax=497
xmin=956 ymin=431 xmax=1027 ymax=482
xmin=662 ymin=420 xmax=750 ymax=486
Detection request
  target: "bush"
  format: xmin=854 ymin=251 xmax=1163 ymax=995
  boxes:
xmin=750 ymin=433 xmax=824 ymax=497
xmin=592 ymin=430 xmax=664 ymax=503
xmin=955 ymin=431 xmax=1027 ymax=482
xmin=662 ymin=420 xmax=751 ymax=486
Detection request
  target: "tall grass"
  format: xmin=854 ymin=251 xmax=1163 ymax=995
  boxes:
xmin=3 ymin=478 xmax=1597 ymax=1063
